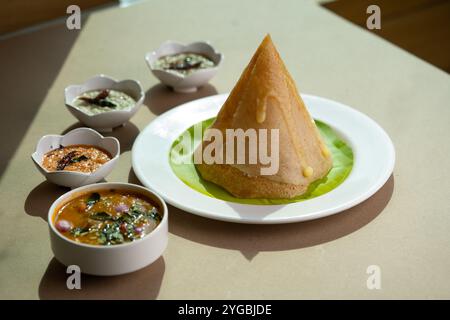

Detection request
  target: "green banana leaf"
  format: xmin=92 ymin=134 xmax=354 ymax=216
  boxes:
xmin=169 ymin=118 xmax=353 ymax=205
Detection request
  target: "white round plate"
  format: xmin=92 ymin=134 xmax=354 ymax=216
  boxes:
xmin=132 ymin=94 xmax=395 ymax=224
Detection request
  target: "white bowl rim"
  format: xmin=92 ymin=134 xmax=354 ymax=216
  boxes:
xmin=48 ymin=182 xmax=168 ymax=250
xmin=64 ymin=74 xmax=145 ymax=118
xmin=145 ymin=40 xmax=224 ymax=80
xmin=32 ymin=127 xmax=120 ymax=176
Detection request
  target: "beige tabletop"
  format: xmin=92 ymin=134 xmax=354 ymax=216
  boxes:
xmin=0 ymin=0 xmax=449 ymax=299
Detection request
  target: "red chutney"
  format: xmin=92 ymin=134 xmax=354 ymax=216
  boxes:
xmin=42 ymin=144 xmax=111 ymax=173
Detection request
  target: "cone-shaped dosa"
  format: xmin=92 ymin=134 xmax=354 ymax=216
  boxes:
xmin=195 ymin=35 xmax=332 ymax=198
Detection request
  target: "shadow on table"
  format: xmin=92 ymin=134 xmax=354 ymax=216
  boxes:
xmin=24 ymin=181 xmax=70 ymax=222
xmin=0 ymin=21 xmax=84 ymax=180
xmin=39 ymin=257 xmax=165 ymax=300
xmin=145 ymin=83 xmax=218 ymax=115
xmin=131 ymin=168 xmax=394 ymax=261
xmin=129 ymin=168 xmax=395 ymax=259
xmin=129 ymin=168 xmax=142 ymax=185
xmin=62 ymin=121 xmax=140 ymax=154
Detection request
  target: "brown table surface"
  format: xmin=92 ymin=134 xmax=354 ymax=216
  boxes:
xmin=0 ymin=0 xmax=449 ymax=299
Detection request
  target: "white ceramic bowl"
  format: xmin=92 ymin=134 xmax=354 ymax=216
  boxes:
xmin=32 ymin=127 xmax=120 ymax=188
xmin=65 ymin=75 xmax=145 ymax=132
xmin=145 ymin=41 xmax=223 ymax=93
xmin=48 ymin=182 xmax=168 ymax=276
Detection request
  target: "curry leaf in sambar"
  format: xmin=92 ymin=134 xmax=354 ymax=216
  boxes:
xmin=86 ymin=192 xmax=101 ymax=206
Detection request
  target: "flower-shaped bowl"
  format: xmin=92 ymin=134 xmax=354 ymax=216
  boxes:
xmin=32 ymin=127 xmax=120 ymax=188
xmin=65 ymin=75 xmax=144 ymax=132
xmin=145 ymin=41 xmax=223 ymax=93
